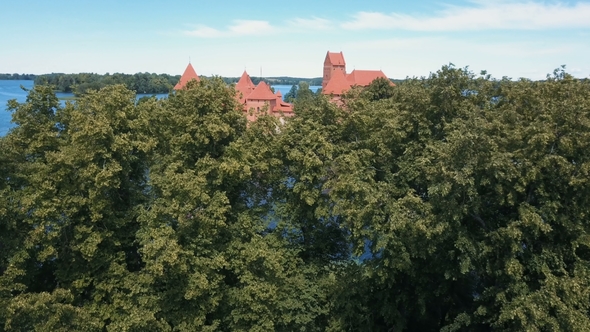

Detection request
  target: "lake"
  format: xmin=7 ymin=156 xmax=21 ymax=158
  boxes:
xmin=271 ymin=84 xmax=320 ymax=96
xmin=0 ymin=81 xmax=320 ymax=136
xmin=0 ymin=80 xmax=34 ymax=136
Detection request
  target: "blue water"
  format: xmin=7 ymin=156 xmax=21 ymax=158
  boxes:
xmin=0 ymin=80 xmax=35 ymax=136
xmin=272 ymin=84 xmax=320 ymax=97
xmin=0 ymin=81 xmax=321 ymax=136
xmin=0 ymin=80 xmax=167 ymax=136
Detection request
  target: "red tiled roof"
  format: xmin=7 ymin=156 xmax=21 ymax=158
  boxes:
xmin=174 ymin=63 xmax=200 ymax=90
xmin=347 ymin=70 xmax=390 ymax=87
xmin=236 ymin=71 xmax=255 ymax=95
xmin=274 ymin=102 xmax=293 ymax=113
xmin=325 ymin=51 xmax=346 ymax=66
xmin=247 ymin=81 xmax=277 ymax=100
xmin=235 ymin=71 xmax=256 ymax=103
xmin=274 ymin=91 xmax=292 ymax=113
xmin=323 ymin=70 xmax=352 ymax=95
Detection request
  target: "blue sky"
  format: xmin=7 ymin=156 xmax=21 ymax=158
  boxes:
xmin=1 ymin=0 xmax=589 ymax=79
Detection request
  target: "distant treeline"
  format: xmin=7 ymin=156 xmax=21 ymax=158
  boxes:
xmin=224 ymin=76 xmax=401 ymax=87
xmin=8 ymin=72 xmax=401 ymax=94
xmin=0 ymin=73 xmax=37 ymax=80
xmin=247 ymin=76 xmax=323 ymax=87
xmin=34 ymin=73 xmax=182 ymax=95
xmin=215 ymin=76 xmax=323 ymax=87
xmin=32 ymin=73 xmax=326 ymax=95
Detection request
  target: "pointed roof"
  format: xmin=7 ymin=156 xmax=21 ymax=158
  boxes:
xmin=275 ymin=90 xmax=282 ymax=98
xmin=325 ymin=51 xmax=346 ymax=66
xmin=236 ymin=71 xmax=255 ymax=94
xmin=347 ymin=70 xmax=390 ymax=87
xmin=174 ymin=63 xmax=200 ymax=90
xmin=235 ymin=71 xmax=256 ymax=103
xmin=247 ymin=81 xmax=277 ymax=100
xmin=323 ymin=70 xmax=352 ymax=95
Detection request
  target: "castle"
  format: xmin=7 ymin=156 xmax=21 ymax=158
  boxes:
xmin=174 ymin=51 xmax=392 ymax=120
xmin=174 ymin=64 xmax=293 ymax=121
xmin=234 ymin=70 xmax=294 ymax=122
xmin=321 ymin=51 xmax=393 ymax=102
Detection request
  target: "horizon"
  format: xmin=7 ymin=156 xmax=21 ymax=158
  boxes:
xmin=0 ymin=72 xmax=329 ymax=80
xmin=2 ymin=0 xmax=589 ymax=80
xmin=0 ymin=67 xmax=590 ymax=81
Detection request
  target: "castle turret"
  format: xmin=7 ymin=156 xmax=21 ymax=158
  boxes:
xmin=322 ymin=51 xmax=346 ymax=89
xmin=174 ymin=63 xmax=200 ymax=90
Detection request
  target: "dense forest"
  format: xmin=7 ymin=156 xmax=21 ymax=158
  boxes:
xmin=0 ymin=73 xmax=36 ymax=80
xmin=4 ymin=72 xmax=394 ymax=96
xmin=220 ymin=76 xmax=323 ymax=87
xmin=29 ymin=73 xmax=326 ymax=96
xmin=1 ymin=66 xmax=589 ymax=331
xmin=33 ymin=72 xmax=182 ymax=95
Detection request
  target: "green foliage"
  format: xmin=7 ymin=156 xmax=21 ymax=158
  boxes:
xmin=33 ymin=73 xmax=325 ymax=96
xmin=227 ymin=76 xmax=322 ymax=87
xmin=362 ymin=77 xmax=396 ymax=101
xmin=0 ymin=73 xmax=36 ymax=80
xmin=283 ymin=82 xmax=317 ymax=105
xmin=2 ymin=66 xmax=590 ymax=331
xmin=283 ymin=84 xmax=298 ymax=103
xmin=34 ymin=72 xmax=181 ymax=95
xmin=327 ymin=65 xmax=590 ymax=330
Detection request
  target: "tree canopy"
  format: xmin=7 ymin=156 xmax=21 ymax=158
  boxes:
xmin=34 ymin=72 xmax=181 ymax=95
xmin=30 ymin=73 xmax=327 ymax=96
xmin=1 ymin=67 xmax=590 ymax=331
xmin=0 ymin=73 xmax=36 ymax=80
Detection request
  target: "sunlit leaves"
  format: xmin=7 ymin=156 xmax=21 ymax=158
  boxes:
xmin=1 ymin=67 xmax=589 ymax=331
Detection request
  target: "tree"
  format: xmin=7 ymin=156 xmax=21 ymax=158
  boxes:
xmin=284 ymin=84 xmax=297 ymax=103
xmin=0 ymin=84 xmax=65 ymax=330
xmin=319 ymin=66 xmax=590 ymax=331
xmin=295 ymin=81 xmax=314 ymax=104
xmin=2 ymin=66 xmax=590 ymax=331
xmin=362 ymin=77 xmax=395 ymax=101
xmin=0 ymin=84 xmax=158 ymax=330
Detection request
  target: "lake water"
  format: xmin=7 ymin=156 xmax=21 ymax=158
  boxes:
xmin=0 ymin=80 xmax=34 ymax=136
xmin=0 ymin=81 xmax=320 ymax=136
xmin=272 ymin=84 xmax=320 ymax=96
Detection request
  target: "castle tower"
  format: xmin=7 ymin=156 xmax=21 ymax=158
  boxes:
xmin=174 ymin=63 xmax=200 ymax=90
xmin=322 ymin=51 xmax=346 ymax=89
xmin=235 ymin=70 xmax=256 ymax=102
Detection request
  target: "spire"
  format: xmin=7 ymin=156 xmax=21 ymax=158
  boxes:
xmin=174 ymin=63 xmax=200 ymax=90
xmin=236 ymin=70 xmax=256 ymax=96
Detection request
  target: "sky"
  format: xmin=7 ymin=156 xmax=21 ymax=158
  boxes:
xmin=1 ymin=0 xmax=589 ymax=80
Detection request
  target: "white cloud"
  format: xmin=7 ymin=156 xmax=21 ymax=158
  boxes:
xmin=228 ymin=20 xmax=273 ymax=35
xmin=341 ymin=2 xmax=590 ymax=31
xmin=288 ymin=17 xmax=332 ymax=30
xmin=185 ymin=25 xmax=225 ymax=38
xmin=184 ymin=20 xmax=274 ymax=38
xmin=184 ymin=17 xmax=333 ymax=38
